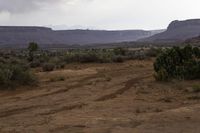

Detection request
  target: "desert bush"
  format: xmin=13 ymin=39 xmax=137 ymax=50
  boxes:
xmin=113 ymin=47 xmax=127 ymax=56
xmin=42 ymin=63 xmax=55 ymax=72
xmin=49 ymin=57 xmax=65 ymax=69
xmin=64 ymin=52 xmax=80 ymax=63
xmin=0 ymin=63 xmax=36 ymax=88
xmin=126 ymin=50 xmax=136 ymax=59
xmin=135 ymin=50 xmax=146 ymax=60
xmin=61 ymin=48 xmax=155 ymax=64
xmin=154 ymin=45 xmax=200 ymax=81
xmin=27 ymin=42 xmax=39 ymax=62
xmin=146 ymin=47 xmax=162 ymax=57
xmin=126 ymin=50 xmax=147 ymax=60
xmin=154 ymin=68 xmax=169 ymax=81
xmin=64 ymin=50 xmax=113 ymax=63
xmin=112 ymin=55 xmax=126 ymax=63
xmin=98 ymin=53 xmax=113 ymax=63
xmin=56 ymin=63 xmax=65 ymax=69
xmin=38 ymin=54 xmax=50 ymax=63
xmin=29 ymin=60 xmax=41 ymax=68
xmin=79 ymin=52 xmax=99 ymax=63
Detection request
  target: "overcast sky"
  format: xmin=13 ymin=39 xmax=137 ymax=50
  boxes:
xmin=0 ymin=0 xmax=200 ymax=30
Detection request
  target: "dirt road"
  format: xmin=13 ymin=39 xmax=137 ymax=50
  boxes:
xmin=0 ymin=59 xmax=200 ymax=133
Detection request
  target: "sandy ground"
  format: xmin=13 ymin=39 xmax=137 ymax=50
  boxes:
xmin=0 ymin=59 xmax=200 ymax=133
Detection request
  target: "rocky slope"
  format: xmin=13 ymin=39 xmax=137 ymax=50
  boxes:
xmin=141 ymin=19 xmax=200 ymax=42
xmin=0 ymin=26 xmax=161 ymax=48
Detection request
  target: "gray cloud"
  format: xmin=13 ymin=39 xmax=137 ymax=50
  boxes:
xmin=0 ymin=0 xmax=200 ymax=30
xmin=0 ymin=0 xmax=64 ymax=13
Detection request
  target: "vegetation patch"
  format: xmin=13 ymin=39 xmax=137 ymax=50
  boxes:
xmin=0 ymin=62 xmax=37 ymax=89
xmin=0 ymin=42 xmax=165 ymax=89
xmin=154 ymin=45 xmax=200 ymax=81
xmin=42 ymin=63 xmax=55 ymax=72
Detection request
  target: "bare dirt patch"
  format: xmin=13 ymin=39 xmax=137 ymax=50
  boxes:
xmin=0 ymin=59 xmax=200 ymax=133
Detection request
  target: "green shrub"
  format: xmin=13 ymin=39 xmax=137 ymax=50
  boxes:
xmin=154 ymin=45 xmax=200 ymax=81
xmin=79 ymin=52 xmax=99 ymax=63
xmin=128 ymin=50 xmax=146 ymax=60
xmin=42 ymin=63 xmax=55 ymax=72
xmin=64 ymin=50 xmax=113 ymax=63
xmin=0 ymin=63 xmax=36 ymax=88
xmin=113 ymin=47 xmax=127 ymax=56
xmin=56 ymin=63 xmax=65 ymax=69
xmin=154 ymin=68 xmax=169 ymax=81
xmin=27 ymin=42 xmax=39 ymax=62
xmin=97 ymin=52 xmax=113 ymax=63
xmin=64 ymin=52 xmax=80 ymax=63
xmin=29 ymin=60 xmax=41 ymax=68
xmin=49 ymin=57 xmax=65 ymax=69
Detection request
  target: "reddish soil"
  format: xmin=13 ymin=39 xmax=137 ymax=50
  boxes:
xmin=0 ymin=59 xmax=200 ymax=133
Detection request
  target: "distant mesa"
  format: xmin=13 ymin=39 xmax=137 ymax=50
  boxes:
xmin=0 ymin=26 xmax=163 ymax=48
xmin=140 ymin=19 xmax=200 ymax=43
xmin=1 ymin=19 xmax=200 ymax=48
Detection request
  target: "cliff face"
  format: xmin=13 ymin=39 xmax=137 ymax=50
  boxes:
xmin=0 ymin=26 xmax=55 ymax=47
xmin=167 ymin=19 xmax=200 ymax=31
xmin=0 ymin=26 xmax=159 ymax=48
xmin=140 ymin=19 xmax=200 ymax=42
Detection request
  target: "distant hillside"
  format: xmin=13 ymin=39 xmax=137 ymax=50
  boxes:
xmin=0 ymin=26 xmax=162 ymax=48
xmin=140 ymin=19 xmax=200 ymax=43
xmin=185 ymin=36 xmax=200 ymax=45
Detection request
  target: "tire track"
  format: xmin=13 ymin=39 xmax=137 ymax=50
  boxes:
xmin=95 ymin=75 xmax=152 ymax=102
xmin=0 ymin=103 xmax=87 ymax=118
xmin=24 ymin=74 xmax=100 ymax=101
xmin=39 ymin=103 xmax=87 ymax=116
xmin=0 ymin=105 xmax=47 ymax=118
